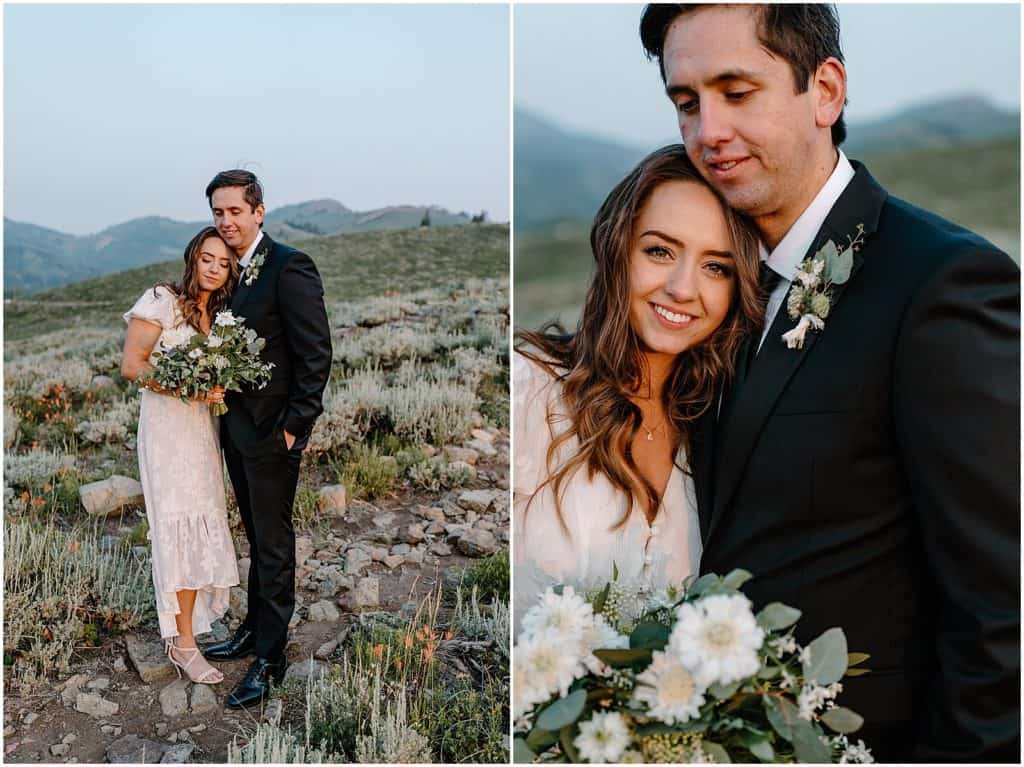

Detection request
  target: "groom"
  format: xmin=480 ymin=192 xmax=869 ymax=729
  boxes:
xmin=640 ymin=4 xmax=1019 ymax=762
xmin=200 ymin=170 xmax=332 ymax=708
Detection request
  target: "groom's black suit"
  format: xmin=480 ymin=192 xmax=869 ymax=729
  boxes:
xmin=221 ymin=233 xmax=332 ymax=660
xmin=693 ymin=163 xmax=1020 ymax=762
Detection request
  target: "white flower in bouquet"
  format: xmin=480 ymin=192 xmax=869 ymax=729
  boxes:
xmin=188 ymin=349 xmax=203 ymax=360
xmin=632 ymin=649 xmax=707 ymax=724
xmin=797 ymin=681 xmax=843 ymax=720
xmin=837 ymin=736 xmax=875 ymax=764
xmin=573 ymin=711 xmax=631 ymax=764
xmin=214 ymin=310 xmax=238 ymax=327
xmin=580 ymin=613 xmax=629 ymax=674
xmin=521 ymin=585 xmax=594 ymax=643
xmin=207 ymin=334 xmax=224 ymax=348
xmin=669 ymin=593 xmax=764 ymax=687
xmin=212 ymin=355 xmax=229 ymax=370
xmin=161 ymin=326 xmax=193 ymax=350
xmin=515 ymin=628 xmax=586 ymax=702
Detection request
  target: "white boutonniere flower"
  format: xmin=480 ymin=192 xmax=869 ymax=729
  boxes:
xmin=244 ymin=251 xmax=267 ymax=287
xmin=782 ymin=223 xmax=866 ymax=349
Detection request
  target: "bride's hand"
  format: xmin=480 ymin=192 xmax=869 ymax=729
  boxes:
xmin=193 ymin=385 xmax=226 ymax=405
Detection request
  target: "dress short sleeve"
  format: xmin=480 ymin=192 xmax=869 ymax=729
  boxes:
xmin=123 ymin=286 xmax=178 ymax=329
xmin=513 ymin=350 xmax=567 ymax=496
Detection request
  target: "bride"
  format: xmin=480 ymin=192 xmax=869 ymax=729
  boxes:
xmin=513 ymin=145 xmax=761 ymax=625
xmin=120 ymin=226 xmax=241 ymax=684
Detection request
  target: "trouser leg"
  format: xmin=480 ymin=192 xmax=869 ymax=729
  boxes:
xmin=231 ymin=445 xmax=302 ymax=660
xmin=222 ymin=432 xmax=262 ymax=631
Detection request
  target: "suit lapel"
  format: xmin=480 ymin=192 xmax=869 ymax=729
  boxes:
xmin=230 ymin=233 xmax=274 ymax=315
xmin=706 ymin=163 xmax=888 ymax=543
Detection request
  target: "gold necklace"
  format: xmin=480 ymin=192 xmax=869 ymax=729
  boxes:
xmin=640 ymin=419 xmax=665 ymax=441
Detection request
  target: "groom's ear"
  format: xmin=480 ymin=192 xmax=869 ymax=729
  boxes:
xmin=812 ymin=57 xmax=847 ymax=136
xmin=254 ymin=203 xmax=266 ymax=226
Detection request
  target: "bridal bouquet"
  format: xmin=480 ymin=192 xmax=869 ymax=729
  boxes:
xmin=513 ymin=570 xmax=874 ymax=764
xmin=140 ymin=310 xmax=274 ymax=416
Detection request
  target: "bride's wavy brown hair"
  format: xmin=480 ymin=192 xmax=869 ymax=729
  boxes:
xmin=154 ymin=226 xmax=239 ymax=332
xmin=516 ymin=144 xmax=763 ymax=531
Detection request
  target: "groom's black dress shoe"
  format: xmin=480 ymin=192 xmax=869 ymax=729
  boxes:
xmin=225 ymin=656 xmax=289 ymax=709
xmin=201 ymin=626 xmax=256 ymax=661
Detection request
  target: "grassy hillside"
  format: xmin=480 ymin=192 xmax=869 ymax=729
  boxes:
xmin=515 ymin=138 xmax=1020 ymax=330
xmin=5 ymin=223 xmax=508 ymax=342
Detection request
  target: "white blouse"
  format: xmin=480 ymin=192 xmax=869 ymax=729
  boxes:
xmin=513 ymin=351 xmax=702 ymax=628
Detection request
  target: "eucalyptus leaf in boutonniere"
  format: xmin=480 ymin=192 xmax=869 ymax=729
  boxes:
xmin=243 ymin=250 xmax=267 ymax=287
xmin=782 ymin=223 xmax=866 ymax=350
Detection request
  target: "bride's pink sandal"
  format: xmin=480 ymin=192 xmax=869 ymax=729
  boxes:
xmin=167 ymin=640 xmax=224 ymax=685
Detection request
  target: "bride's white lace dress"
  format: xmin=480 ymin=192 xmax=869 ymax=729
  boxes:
xmin=123 ymin=286 xmax=239 ymax=640
xmin=513 ymin=351 xmax=703 ymax=628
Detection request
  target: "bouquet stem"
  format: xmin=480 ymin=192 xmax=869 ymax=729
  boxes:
xmin=209 ymin=402 xmax=228 ymax=417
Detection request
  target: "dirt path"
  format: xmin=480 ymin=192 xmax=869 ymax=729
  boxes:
xmin=3 ymin=432 xmax=509 ymax=764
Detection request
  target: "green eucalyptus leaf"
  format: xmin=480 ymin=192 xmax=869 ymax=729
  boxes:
xmin=756 ymin=603 xmax=802 ymax=632
xmin=526 ymin=727 xmax=559 ymax=752
xmin=830 ymin=246 xmax=854 ymax=285
xmin=821 ymin=707 xmax=865 ymax=734
xmin=844 ymin=667 xmax=871 ymax=677
xmin=709 ymin=679 xmax=742 ymax=700
xmin=536 ymin=689 xmax=587 ymax=732
xmin=513 ymin=737 xmax=536 ymax=764
xmin=803 ymin=628 xmax=848 ymax=685
xmin=792 ymin=720 xmax=832 ymax=763
xmin=847 ymin=652 xmax=871 ymax=667
xmin=764 ymin=696 xmax=801 ymax=742
xmin=701 ymin=742 xmax=732 ymax=763
xmin=685 ymin=573 xmax=719 ymax=600
xmin=559 ymin=724 xmax=581 ymax=763
xmin=630 ymin=622 xmax=671 ymax=650
xmin=592 ymin=582 xmax=611 ymax=614
xmin=593 ymin=648 xmax=652 ymax=668
xmin=757 ymin=665 xmax=781 ymax=680
xmin=737 ymin=732 xmax=775 ymax=763
xmin=721 ymin=568 xmax=754 ymax=590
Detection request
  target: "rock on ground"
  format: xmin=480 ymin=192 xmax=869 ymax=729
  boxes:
xmin=159 ymin=679 xmax=190 ymax=718
xmin=190 ymin=683 xmax=219 ymax=715
xmin=283 ymin=659 xmax=327 ymax=685
xmin=457 ymin=528 xmax=498 ymax=557
xmin=75 ymin=692 xmax=119 ymax=719
xmin=106 ymin=735 xmax=168 ymax=764
xmin=457 ymin=489 xmax=502 ymax=513
xmin=125 ymin=634 xmax=176 ymax=684
xmin=79 ymin=475 xmax=144 ymax=516
xmin=318 ymin=484 xmax=347 ymax=515
xmin=351 ymin=577 xmax=380 ymax=608
xmin=307 ymin=600 xmax=341 ymax=623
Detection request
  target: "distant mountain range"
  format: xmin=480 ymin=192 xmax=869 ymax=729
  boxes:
xmin=514 ymin=94 xmax=1019 ymax=232
xmin=4 ymin=201 xmax=476 ymax=295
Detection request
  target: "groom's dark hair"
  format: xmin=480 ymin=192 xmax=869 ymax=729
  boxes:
xmin=640 ymin=3 xmax=847 ymax=146
xmin=205 ymin=169 xmax=265 ymax=214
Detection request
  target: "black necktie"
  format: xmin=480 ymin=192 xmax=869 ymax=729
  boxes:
xmin=717 ymin=262 xmax=783 ymax=434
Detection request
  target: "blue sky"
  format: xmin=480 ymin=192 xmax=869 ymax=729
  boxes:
xmin=5 ymin=4 xmax=510 ymax=234
xmin=515 ymin=3 xmax=1021 ymax=148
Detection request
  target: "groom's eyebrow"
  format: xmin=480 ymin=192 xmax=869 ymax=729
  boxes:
xmin=666 ymin=69 xmax=762 ymax=98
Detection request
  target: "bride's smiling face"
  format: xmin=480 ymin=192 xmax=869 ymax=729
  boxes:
xmin=627 ymin=179 xmax=736 ymax=361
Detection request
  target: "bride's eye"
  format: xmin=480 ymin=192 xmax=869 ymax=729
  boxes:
xmin=704 ymin=261 xmax=733 ymax=278
xmin=645 ymin=245 xmax=673 ymax=261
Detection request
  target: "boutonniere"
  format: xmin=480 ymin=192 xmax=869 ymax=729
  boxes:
xmin=243 ymin=250 xmax=267 ymax=287
xmin=782 ymin=223 xmax=866 ymax=349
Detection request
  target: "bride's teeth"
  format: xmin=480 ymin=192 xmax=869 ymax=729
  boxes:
xmin=718 ymin=161 xmax=737 ymax=170
xmin=654 ymin=305 xmax=691 ymax=324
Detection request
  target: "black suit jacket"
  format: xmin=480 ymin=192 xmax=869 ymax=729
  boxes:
xmin=221 ymin=233 xmax=332 ymax=457
xmin=694 ymin=163 xmax=1020 ymax=762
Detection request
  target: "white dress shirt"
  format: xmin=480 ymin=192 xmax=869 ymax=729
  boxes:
xmin=238 ymin=230 xmax=265 ymax=274
xmin=757 ymin=150 xmax=856 ymax=353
